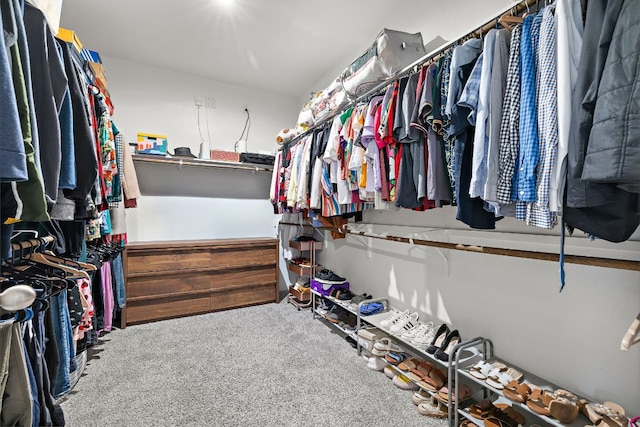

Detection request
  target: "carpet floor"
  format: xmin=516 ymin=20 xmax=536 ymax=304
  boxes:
xmin=60 ymin=301 xmax=449 ymax=427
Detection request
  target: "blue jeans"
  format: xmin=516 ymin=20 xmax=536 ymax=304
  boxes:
xmin=50 ymin=290 xmax=76 ymax=398
xmin=112 ymin=253 xmax=126 ymax=308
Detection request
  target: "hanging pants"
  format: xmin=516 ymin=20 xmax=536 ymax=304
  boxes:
xmin=0 ymin=320 xmax=33 ymax=427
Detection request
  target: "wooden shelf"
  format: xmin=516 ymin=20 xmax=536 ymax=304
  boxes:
xmin=287 ymin=262 xmax=317 ymax=276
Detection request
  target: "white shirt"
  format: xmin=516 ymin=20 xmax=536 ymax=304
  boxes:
xmin=551 ymin=0 xmax=583 ymax=213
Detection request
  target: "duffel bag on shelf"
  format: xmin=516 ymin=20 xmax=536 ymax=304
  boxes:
xmin=340 ymin=28 xmax=426 ymax=98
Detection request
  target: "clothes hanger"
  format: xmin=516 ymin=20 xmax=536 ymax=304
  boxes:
xmin=25 ymin=252 xmax=90 ymax=280
xmin=621 ymin=312 xmax=640 ymax=351
xmin=498 ymin=8 xmax=524 ymax=31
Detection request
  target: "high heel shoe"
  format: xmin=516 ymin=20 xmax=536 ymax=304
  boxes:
xmin=434 ymin=329 xmax=461 ymax=361
xmin=426 ymin=324 xmax=450 ymax=354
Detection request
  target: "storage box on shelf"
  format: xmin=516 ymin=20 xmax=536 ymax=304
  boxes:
xmin=455 ymin=339 xmax=593 ymax=427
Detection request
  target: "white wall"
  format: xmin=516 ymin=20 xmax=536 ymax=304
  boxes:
xmin=99 ymin=55 xmax=292 ymax=242
xmin=103 ymin=55 xmax=299 ymax=156
xmin=317 ymin=210 xmax=640 ymax=414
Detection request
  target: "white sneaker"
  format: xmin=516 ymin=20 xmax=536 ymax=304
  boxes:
xmin=400 ymin=321 xmax=433 ymax=343
xmin=367 ymin=357 xmax=387 ymax=371
xmin=380 ymin=309 xmax=407 ymax=328
xmin=390 ymin=312 xmax=419 ymax=334
xmin=411 ymin=324 xmax=436 ymax=347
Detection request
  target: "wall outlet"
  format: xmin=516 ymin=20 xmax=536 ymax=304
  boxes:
xmin=205 ymin=96 xmax=216 ymax=109
xmin=194 ymin=95 xmax=204 ymax=106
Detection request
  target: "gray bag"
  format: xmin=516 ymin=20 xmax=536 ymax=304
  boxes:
xmin=340 ymin=28 xmax=426 ymax=97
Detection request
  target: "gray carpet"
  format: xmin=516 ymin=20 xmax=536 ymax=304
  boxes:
xmin=60 ymin=301 xmax=449 ymax=427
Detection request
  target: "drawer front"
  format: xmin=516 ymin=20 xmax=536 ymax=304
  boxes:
xmin=210 ymin=283 xmax=276 ymax=311
xmin=210 ymin=266 xmax=276 ymax=290
xmin=128 ymin=251 xmax=210 ymax=273
xmin=127 ymin=273 xmax=210 ymax=298
xmin=209 ymin=247 xmax=275 ymax=268
xmin=126 ymin=295 xmax=211 ymax=324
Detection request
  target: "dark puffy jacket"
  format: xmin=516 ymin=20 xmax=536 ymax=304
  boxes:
xmin=583 ymin=0 xmax=640 ymax=186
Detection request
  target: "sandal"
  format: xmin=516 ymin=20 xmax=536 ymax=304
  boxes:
xmin=418 ymin=367 xmax=446 ymax=391
xmin=526 ymin=388 xmax=553 ymax=416
xmin=548 ymin=390 xmax=581 ymax=424
xmin=469 ymin=360 xmax=507 ymax=380
xmin=408 ymin=360 xmax=433 ymax=383
xmin=385 ymin=351 xmax=410 ymax=365
xmin=468 ymin=399 xmax=497 ymax=419
xmin=397 ymin=357 xmax=421 ymax=372
xmin=417 ymin=396 xmax=448 ymax=418
xmin=486 ymin=367 xmax=523 ymax=390
xmin=503 ymin=380 xmax=532 ymax=403
xmin=435 ymin=383 xmax=472 ymax=404
xmin=588 ymin=402 xmax=629 ymax=427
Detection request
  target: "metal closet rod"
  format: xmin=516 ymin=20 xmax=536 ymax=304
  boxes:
xmin=344 ymin=229 xmax=640 ymax=272
xmin=10 ymin=235 xmax=55 ymax=251
xmin=279 ymin=221 xmax=639 ymax=271
xmin=287 ymin=0 xmax=538 ymax=146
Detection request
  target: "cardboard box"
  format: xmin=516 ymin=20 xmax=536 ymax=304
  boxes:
xmin=310 ymin=279 xmax=349 ymax=296
xmin=137 ymin=133 xmax=168 ymax=155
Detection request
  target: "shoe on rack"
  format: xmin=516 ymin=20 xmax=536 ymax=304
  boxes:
xmin=367 ymin=357 xmax=387 ymax=371
xmin=337 ymin=290 xmax=354 ymax=301
xmin=417 ymin=396 xmax=448 ymax=418
xmin=434 ymin=329 xmax=461 ymax=362
xmin=400 ymin=322 xmax=434 ymax=344
xmin=392 ymin=374 xmax=418 ymax=390
xmin=380 ymin=309 xmax=407 ymax=328
xmin=383 ymin=365 xmax=396 ymax=379
xmin=426 ymin=324 xmax=450 ymax=354
xmin=390 ymin=312 xmax=419 ymax=334
xmin=359 ymin=302 xmax=384 ymax=316
xmin=412 ymin=389 xmax=432 ymax=406
xmin=293 ymin=235 xmax=316 ymax=242
xmin=372 ymin=337 xmax=402 ymax=355
xmin=314 ymin=268 xmax=346 ymax=284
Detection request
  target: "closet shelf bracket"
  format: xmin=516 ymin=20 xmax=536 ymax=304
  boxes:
xmin=407 ymin=232 xmax=451 ymax=277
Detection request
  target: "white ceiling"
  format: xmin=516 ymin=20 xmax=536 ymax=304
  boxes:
xmin=60 ymin=0 xmax=411 ymax=98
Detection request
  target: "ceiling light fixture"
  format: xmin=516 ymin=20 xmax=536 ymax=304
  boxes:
xmin=217 ymin=0 xmax=235 ymax=7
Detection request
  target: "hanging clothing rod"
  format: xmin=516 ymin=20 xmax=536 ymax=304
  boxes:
xmin=279 ymin=220 xmax=639 ymax=271
xmin=343 ymin=229 xmax=639 ymax=272
xmin=10 ymin=236 xmax=55 ymax=252
xmin=287 ymin=0 xmax=538 ymax=146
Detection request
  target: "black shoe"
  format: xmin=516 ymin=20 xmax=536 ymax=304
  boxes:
xmin=337 ymin=290 xmax=354 ymax=301
xmin=315 ymin=268 xmax=346 ymax=284
xmin=426 ymin=324 xmax=450 ymax=354
xmin=434 ymin=329 xmax=461 ymax=362
xmin=345 ymin=336 xmax=358 ymax=349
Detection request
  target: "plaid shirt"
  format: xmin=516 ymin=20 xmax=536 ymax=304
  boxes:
xmin=525 ymin=7 xmax=558 ymax=229
xmin=513 ymin=14 xmax=543 ymax=203
xmin=458 ymin=53 xmax=483 ymax=126
xmin=496 ymin=24 xmax=523 ymax=203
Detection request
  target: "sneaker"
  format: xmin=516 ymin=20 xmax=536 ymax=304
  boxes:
xmin=359 ymin=302 xmax=384 ymax=316
xmin=367 ymin=357 xmax=387 ymax=371
xmin=314 ymin=268 xmax=346 ymax=284
xmin=401 ymin=322 xmax=434 ymax=345
xmin=390 ymin=312 xmax=419 ymax=334
xmin=380 ymin=309 xmax=408 ymax=328
xmin=410 ymin=324 xmax=436 ymax=348
xmin=392 ymin=374 xmax=418 ymax=390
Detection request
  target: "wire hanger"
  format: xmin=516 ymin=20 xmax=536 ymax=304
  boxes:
xmin=621 ymin=312 xmax=640 ymax=351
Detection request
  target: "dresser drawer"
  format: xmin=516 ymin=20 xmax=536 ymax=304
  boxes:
xmin=127 ymin=272 xmax=210 ymax=298
xmin=210 ymin=283 xmax=276 ymax=311
xmin=126 ymin=294 xmax=211 ymax=324
xmin=128 ymin=250 xmax=210 ymax=274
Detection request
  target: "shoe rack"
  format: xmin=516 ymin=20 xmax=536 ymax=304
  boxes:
xmin=454 ymin=337 xmax=598 ymax=427
xmin=354 ymin=301 xmax=485 ymax=426
xmin=283 ymin=222 xmax=323 ymax=311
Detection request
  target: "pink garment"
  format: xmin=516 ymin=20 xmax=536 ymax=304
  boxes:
xmin=101 ymin=262 xmax=114 ymax=333
xmin=75 ymin=278 xmax=94 ymax=341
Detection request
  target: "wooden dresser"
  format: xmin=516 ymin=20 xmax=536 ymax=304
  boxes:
xmin=124 ymin=238 xmax=278 ymax=325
